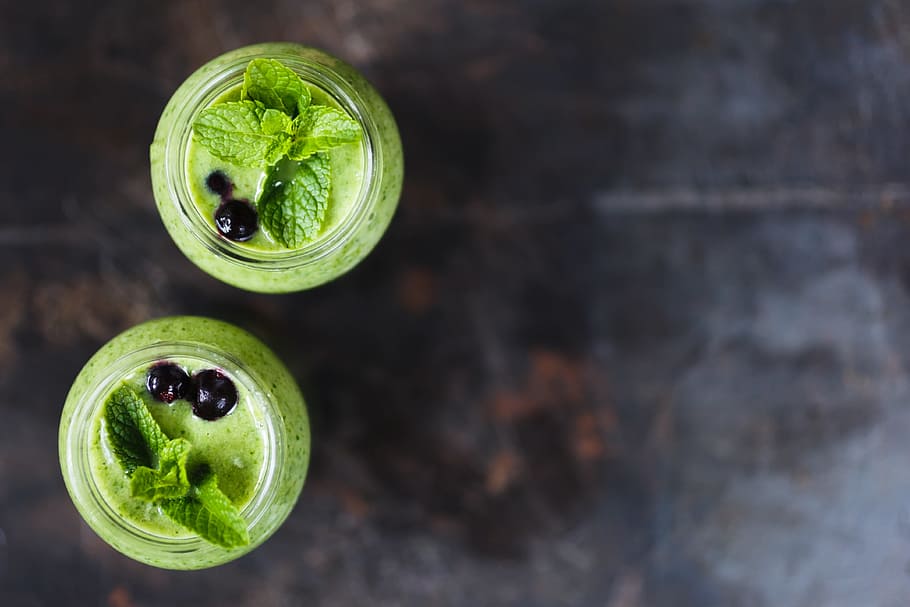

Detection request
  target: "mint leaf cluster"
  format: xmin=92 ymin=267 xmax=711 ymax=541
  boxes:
xmin=192 ymin=58 xmax=362 ymax=248
xmin=104 ymin=385 xmax=250 ymax=548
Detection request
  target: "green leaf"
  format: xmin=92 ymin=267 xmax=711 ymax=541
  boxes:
xmin=261 ymin=108 xmax=292 ymax=135
xmin=129 ymin=438 xmax=192 ymax=501
xmin=241 ymin=58 xmax=311 ymax=117
xmin=259 ymin=154 xmax=331 ymax=248
xmin=288 ymin=106 xmax=362 ymax=160
xmin=192 ymin=101 xmax=293 ymax=168
xmin=130 ymin=466 xmax=185 ymax=501
xmin=160 ymin=469 xmax=250 ymax=549
xmin=104 ymin=385 xmax=168 ymax=475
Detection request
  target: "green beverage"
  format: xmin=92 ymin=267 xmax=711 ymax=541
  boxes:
xmin=150 ymin=43 xmax=404 ymax=292
xmin=59 ymin=317 xmax=310 ymax=569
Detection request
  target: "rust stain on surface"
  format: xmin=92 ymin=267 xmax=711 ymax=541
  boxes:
xmin=491 ymin=350 xmax=588 ymax=422
xmin=309 ymin=480 xmax=372 ymax=520
xmin=338 ymin=488 xmax=371 ymax=520
xmin=0 ymin=271 xmax=26 ymax=367
xmin=107 ymin=586 xmax=134 ymax=607
xmin=402 ymin=181 xmax=448 ymax=210
xmin=573 ymin=412 xmax=607 ymax=461
xmin=398 ymin=267 xmax=437 ymax=315
xmin=491 ymin=390 xmax=539 ymax=422
xmin=528 ymin=349 xmax=586 ymax=405
xmin=485 ymin=450 xmax=521 ymax=495
xmin=488 ymin=350 xmax=613 ymax=465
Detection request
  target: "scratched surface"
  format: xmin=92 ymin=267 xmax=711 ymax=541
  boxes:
xmin=3 ymin=1 xmax=910 ymax=606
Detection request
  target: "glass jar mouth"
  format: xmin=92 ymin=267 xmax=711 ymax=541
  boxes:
xmin=61 ymin=341 xmax=283 ymax=555
xmin=162 ymin=47 xmax=380 ymax=271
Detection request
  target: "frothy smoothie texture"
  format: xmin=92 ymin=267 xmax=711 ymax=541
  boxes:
xmin=151 ymin=44 xmax=403 ymax=292
xmin=59 ymin=317 xmax=310 ymax=569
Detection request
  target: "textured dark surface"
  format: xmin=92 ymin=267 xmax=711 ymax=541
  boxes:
xmin=3 ymin=0 xmax=910 ymax=605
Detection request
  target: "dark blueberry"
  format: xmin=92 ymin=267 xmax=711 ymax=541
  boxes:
xmin=206 ymin=171 xmax=232 ymax=197
xmin=146 ymin=363 xmax=190 ymax=403
xmin=191 ymin=369 xmax=238 ymax=420
xmin=214 ymin=199 xmax=257 ymax=242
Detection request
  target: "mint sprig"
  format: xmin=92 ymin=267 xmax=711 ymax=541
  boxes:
xmin=242 ymin=58 xmax=311 ymax=117
xmin=191 ymin=58 xmax=363 ymax=249
xmin=103 ymin=384 xmax=249 ymax=548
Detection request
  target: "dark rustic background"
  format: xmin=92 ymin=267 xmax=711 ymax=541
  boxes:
xmin=3 ymin=0 xmax=910 ymax=605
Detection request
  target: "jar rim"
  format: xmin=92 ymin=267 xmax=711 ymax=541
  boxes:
xmin=161 ymin=45 xmax=381 ymax=271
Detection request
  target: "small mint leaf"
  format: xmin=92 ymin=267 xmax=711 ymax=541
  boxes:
xmin=104 ymin=385 xmax=168 ymax=475
xmin=193 ymin=101 xmax=293 ymax=168
xmin=129 ymin=438 xmax=192 ymax=501
xmin=130 ymin=466 xmax=164 ymax=500
xmin=130 ymin=466 xmax=187 ymax=501
xmin=261 ymin=107 xmax=291 ymax=135
xmin=287 ymin=106 xmax=362 ymax=160
xmin=241 ymin=58 xmax=311 ymax=117
xmin=259 ymin=154 xmax=331 ymax=248
xmin=160 ymin=470 xmax=250 ymax=548
xmin=158 ymin=438 xmax=191 ymax=480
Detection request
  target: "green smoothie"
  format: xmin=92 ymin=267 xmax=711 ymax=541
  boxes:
xmin=59 ymin=317 xmax=310 ymax=569
xmin=150 ymin=43 xmax=404 ymax=293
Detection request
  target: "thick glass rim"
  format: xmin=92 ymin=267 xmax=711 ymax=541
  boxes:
xmin=61 ymin=341 xmax=284 ymax=559
xmin=162 ymin=46 xmax=381 ymax=271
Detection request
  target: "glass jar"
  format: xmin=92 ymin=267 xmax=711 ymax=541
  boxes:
xmin=58 ymin=316 xmax=310 ymax=569
xmin=150 ymin=43 xmax=404 ymax=292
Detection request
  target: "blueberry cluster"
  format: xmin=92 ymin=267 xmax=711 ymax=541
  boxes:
xmin=206 ymin=171 xmax=258 ymax=242
xmin=146 ymin=362 xmax=238 ymax=420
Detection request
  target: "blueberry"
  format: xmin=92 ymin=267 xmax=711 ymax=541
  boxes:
xmin=206 ymin=171 xmax=232 ymax=197
xmin=214 ymin=199 xmax=257 ymax=242
xmin=191 ymin=369 xmax=238 ymax=420
xmin=146 ymin=363 xmax=190 ymax=403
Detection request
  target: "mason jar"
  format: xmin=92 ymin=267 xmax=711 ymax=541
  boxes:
xmin=150 ymin=43 xmax=404 ymax=292
xmin=59 ymin=316 xmax=310 ymax=569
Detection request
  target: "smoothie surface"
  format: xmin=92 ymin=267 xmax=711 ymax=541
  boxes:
xmin=88 ymin=359 xmax=268 ymax=538
xmin=185 ymin=84 xmax=366 ymax=252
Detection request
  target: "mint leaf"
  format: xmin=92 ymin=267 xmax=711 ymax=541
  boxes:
xmin=160 ymin=469 xmax=250 ymax=548
xmin=130 ymin=466 xmax=187 ymax=501
xmin=241 ymin=58 xmax=311 ymax=117
xmin=104 ymin=385 xmax=168 ymax=475
xmin=259 ymin=154 xmax=331 ymax=248
xmin=261 ymin=108 xmax=292 ymax=136
xmin=288 ymin=106 xmax=362 ymax=160
xmin=193 ymin=101 xmax=292 ymax=168
xmin=129 ymin=438 xmax=192 ymax=501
